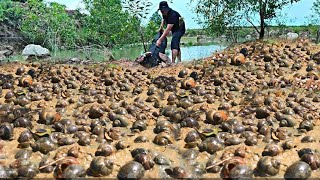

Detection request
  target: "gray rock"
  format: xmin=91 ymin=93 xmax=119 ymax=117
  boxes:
xmin=0 ymin=54 xmax=5 ymax=61
xmin=286 ymin=33 xmax=299 ymax=40
xmin=0 ymin=45 xmax=14 ymax=59
xmin=245 ymin=35 xmax=252 ymax=40
xmin=0 ymin=50 xmax=12 ymax=57
xmin=22 ymin=44 xmax=50 ymax=57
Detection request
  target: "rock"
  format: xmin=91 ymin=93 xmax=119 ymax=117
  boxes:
xmin=0 ymin=54 xmax=5 ymax=61
xmin=245 ymin=35 xmax=252 ymax=41
xmin=286 ymin=33 xmax=299 ymax=40
xmin=22 ymin=44 xmax=50 ymax=58
xmin=0 ymin=45 xmax=14 ymax=60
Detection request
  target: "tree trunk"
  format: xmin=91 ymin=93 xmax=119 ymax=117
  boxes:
xmin=138 ymin=26 xmax=147 ymax=52
xmin=316 ymin=28 xmax=320 ymax=44
xmin=259 ymin=23 xmax=265 ymax=39
xmin=259 ymin=0 xmax=265 ymax=40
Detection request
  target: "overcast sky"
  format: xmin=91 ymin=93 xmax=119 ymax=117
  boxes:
xmin=45 ymin=0 xmax=317 ymax=28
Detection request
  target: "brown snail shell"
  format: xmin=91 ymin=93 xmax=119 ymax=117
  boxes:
xmin=95 ymin=143 xmax=115 ymax=157
xmin=301 ymin=154 xmax=320 ymax=170
xmin=198 ymin=137 xmax=225 ymax=154
xmin=153 ymin=132 xmax=174 ymax=146
xmin=166 ymin=167 xmax=188 ymax=179
xmin=206 ymin=110 xmax=228 ymax=125
xmin=257 ymin=156 xmax=281 ymax=176
xmin=89 ymin=157 xmax=114 ymax=177
xmin=181 ymin=77 xmax=196 ymax=90
xmin=89 ymin=104 xmax=104 ymax=119
xmin=231 ymin=53 xmax=246 ymax=65
xmin=134 ymin=153 xmax=155 ymax=170
xmin=38 ymin=109 xmax=61 ymax=125
xmin=262 ymin=144 xmax=283 ymax=157
xmin=284 ymin=161 xmax=312 ymax=179
xmin=221 ymin=157 xmax=247 ymax=178
xmin=19 ymin=75 xmax=33 ymax=87
xmin=0 ymin=123 xmax=14 ymax=140
xmin=228 ymin=164 xmax=253 ymax=179
xmin=117 ymin=161 xmax=145 ymax=179
xmin=178 ymin=69 xmax=189 ymax=78
xmin=16 ymin=66 xmax=26 ymax=75
xmin=67 ymin=146 xmax=81 ymax=158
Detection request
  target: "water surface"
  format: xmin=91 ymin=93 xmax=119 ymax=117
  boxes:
xmin=113 ymin=44 xmax=226 ymax=61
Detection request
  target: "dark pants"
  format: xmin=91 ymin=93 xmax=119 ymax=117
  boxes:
xmin=171 ymin=31 xmax=185 ymax=51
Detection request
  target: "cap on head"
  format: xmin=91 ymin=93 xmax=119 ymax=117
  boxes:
xmin=159 ymin=1 xmax=170 ymax=11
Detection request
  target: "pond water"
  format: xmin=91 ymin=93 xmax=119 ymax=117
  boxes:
xmin=112 ymin=44 xmax=226 ymax=61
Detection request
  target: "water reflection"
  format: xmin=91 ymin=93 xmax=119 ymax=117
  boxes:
xmin=113 ymin=44 xmax=226 ymax=61
xmin=166 ymin=44 xmax=226 ymax=61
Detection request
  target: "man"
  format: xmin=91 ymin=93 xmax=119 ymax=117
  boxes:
xmin=156 ymin=1 xmax=185 ymax=64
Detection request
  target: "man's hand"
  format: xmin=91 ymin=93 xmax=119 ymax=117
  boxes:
xmin=156 ymin=39 xmax=162 ymax=47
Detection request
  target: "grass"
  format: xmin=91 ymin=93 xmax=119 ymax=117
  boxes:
xmin=2 ymin=54 xmax=25 ymax=62
xmin=3 ymin=48 xmax=110 ymax=62
xmin=2 ymin=36 xmax=225 ymax=62
xmin=50 ymin=49 xmax=108 ymax=62
xmin=112 ymin=45 xmax=144 ymax=60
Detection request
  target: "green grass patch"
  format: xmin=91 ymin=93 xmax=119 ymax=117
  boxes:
xmin=3 ymin=55 xmax=25 ymax=62
xmin=50 ymin=49 xmax=107 ymax=62
xmin=112 ymin=45 xmax=144 ymax=60
xmin=3 ymin=48 xmax=110 ymax=62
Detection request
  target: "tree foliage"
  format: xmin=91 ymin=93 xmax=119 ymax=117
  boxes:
xmin=310 ymin=0 xmax=320 ymax=25
xmin=21 ymin=0 xmax=78 ymax=50
xmin=82 ymin=0 xmax=140 ymax=47
xmin=191 ymin=0 xmax=301 ymax=40
xmin=0 ymin=0 xmax=24 ymax=25
xmin=0 ymin=0 xmax=179 ymax=52
xmin=122 ymin=0 xmax=153 ymax=51
xmin=0 ymin=0 xmax=161 ymax=50
xmin=145 ymin=11 xmax=162 ymax=42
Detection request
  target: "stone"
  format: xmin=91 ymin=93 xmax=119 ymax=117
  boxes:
xmin=22 ymin=44 xmax=50 ymax=57
xmin=0 ymin=45 xmax=14 ymax=59
xmin=245 ymin=35 xmax=252 ymax=40
xmin=286 ymin=33 xmax=299 ymax=40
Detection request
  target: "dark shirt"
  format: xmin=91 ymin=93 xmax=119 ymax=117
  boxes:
xmin=163 ymin=9 xmax=185 ymax=33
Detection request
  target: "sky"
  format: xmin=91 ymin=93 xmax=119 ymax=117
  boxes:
xmin=45 ymin=0 xmax=317 ymax=29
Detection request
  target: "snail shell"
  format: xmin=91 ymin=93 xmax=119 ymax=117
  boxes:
xmin=181 ymin=77 xmax=196 ymax=90
xmin=38 ymin=109 xmax=61 ymax=125
xmin=153 ymin=132 xmax=174 ymax=146
xmin=19 ymin=75 xmax=33 ymax=87
xmin=206 ymin=110 xmax=228 ymax=125
xmin=231 ymin=53 xmax=246 ymax=65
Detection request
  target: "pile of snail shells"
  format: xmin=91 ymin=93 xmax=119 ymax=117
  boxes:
xmin=0 ymin=40 xmax=319 ymax=179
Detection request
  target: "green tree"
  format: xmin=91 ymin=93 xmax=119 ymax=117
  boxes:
xmin=191 ymin=0 xmax=300 ymax=39
xmin=149 ymin=11 xmax=162 ymax=25
xmin=122 ymin=0 xmax=153 ymax=52
xmin=310 ymin=0 xmax=320 ymax=24
xmin=0 ymin=0 xmax=24 ymax=25
xmin=145 ymin=11 xmax=162 ymax=43
xmin=311 ymin=0 xmax=320 ymax=43
xmin=83 ymin=0 xmax=140 ymax=47
xmin=20 ymin=0 xmax=77 ymax=51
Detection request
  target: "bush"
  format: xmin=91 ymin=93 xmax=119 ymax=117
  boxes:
xmin=0 ymin=0 xmax=24 ymax=26
xmin=20 ymin=1 xmax=78 ymax=51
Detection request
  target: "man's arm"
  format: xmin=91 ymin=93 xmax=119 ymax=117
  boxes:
xmin=156 ymin=24 xmax=173 ymax=46
xmin=159 ymin=19 xmax=165 ymax=32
